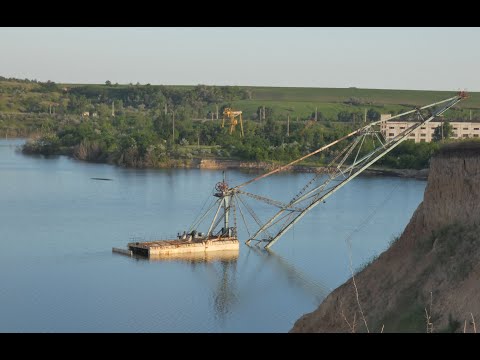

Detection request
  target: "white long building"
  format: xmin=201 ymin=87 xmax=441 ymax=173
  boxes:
xmin=380 ymin=120 xmax=480 ymax=143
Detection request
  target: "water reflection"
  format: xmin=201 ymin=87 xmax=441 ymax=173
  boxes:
xmin=123 ymin=246 xmax=330 ymax=323
xmin=261 ymin=248 xmax=332 ymax=304
xmin=131 ymin=250 xmax=239 ymax=263
xmin=213 ymin=255 xmax=238 ymax=323
xmin=0 ymin=139 xmax=426 ymax=332
xmin=126 ymin=250 xmax=240 ymax=324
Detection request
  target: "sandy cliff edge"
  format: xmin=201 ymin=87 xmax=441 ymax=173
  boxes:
xmin=290 ymin=142 xmax=480 ymax=333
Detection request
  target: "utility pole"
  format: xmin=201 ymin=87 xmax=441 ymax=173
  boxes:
xmin=216 ymin=105 xmax=219 ymax=120
xmin=112 ymin=101 xmax=115 ymax=117
xmin=172 ymin=111 xmax=175 ymax=140
xmin=263 ymin=105 xmax=266 ymax=120
xmin=287 ymin=114 xmax=290 ymax=137
xmin=364 ymin=108 xmax=367 ymax=123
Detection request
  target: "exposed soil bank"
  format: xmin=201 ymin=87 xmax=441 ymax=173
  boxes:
xmin=290 ymin=141 xmax=480 ymax=333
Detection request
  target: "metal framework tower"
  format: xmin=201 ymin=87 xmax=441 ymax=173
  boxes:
xmin=222 ymin=108 xmax=244 ymax=137
xmin=192 ymin=172 xmax=237 ymax=240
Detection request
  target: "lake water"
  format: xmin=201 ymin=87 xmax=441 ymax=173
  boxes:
xmin=0 ymin=139 xmax=426 ymax=332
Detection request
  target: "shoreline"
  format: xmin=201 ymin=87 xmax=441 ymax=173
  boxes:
xmin=193 ymin=159 xmax=429 ymax=180
xmin=15 ymin=139 xmax=428 ymax=181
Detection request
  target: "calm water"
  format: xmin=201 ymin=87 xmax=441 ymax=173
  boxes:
xmin=0 ymin=139 xmax=426 ymax=332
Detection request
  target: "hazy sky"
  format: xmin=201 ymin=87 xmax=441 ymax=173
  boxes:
xmin=1 ymin=27 xmax=479 ymax=91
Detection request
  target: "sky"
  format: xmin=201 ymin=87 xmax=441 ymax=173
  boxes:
xmin=1 ymin=27 xmax=479 ymax=91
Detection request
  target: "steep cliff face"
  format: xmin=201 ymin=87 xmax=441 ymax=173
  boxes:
xmin=290 ymin=142 xmax=480 ymax=333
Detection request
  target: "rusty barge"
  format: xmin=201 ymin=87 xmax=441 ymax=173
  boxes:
xmin=115 ymin=174 xmax=239 ymax=259
xmin=128 ymin=232 xmax=239 ymax=257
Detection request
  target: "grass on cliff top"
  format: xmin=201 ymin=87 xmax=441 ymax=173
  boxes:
xmin=437 ymin=139 xmax=480 ymax=157
xmin=377 ymin=223 xmax=479 ymax=333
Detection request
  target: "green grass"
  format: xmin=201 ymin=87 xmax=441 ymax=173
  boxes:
xmin=4 ymin=80 xmax=480 ymax=118
xmin=354 ymin=253 xmax=380 ymax=275
xmin=58 ymin=83 xmax=195 ymax=91
xmin=439 ymin=314 xmax=461 ymax=333
xmin=226 ymin=100 xmax=407 ymax=120
xmin=378 ymin=283 xmax=426 ymax=333
xmin=148 ymin=85 xmax=480 ymax=120
xmin=55 ymin=83 xmax=480 ymax=109
xmin=245 ymin=86 xmax=480 ymax=109
xmin=0 ymin=80 xmax=40 ymax=92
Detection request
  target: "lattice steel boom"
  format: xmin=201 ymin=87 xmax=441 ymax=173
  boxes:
xmin=232 ymin=92 xmax=466 ymax=248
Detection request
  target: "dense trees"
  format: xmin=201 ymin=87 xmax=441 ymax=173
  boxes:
xmin=0 ymin=77 xmax=462 ymax=170
xmin=337 ymin=111 xmax=352 ymax=122
xmin=22 ymin=105 xmax=442 ymax=171
xmin=22 ymin=108 xmax=356 ymax=167
xmin=377 ymin=140 xmax=440 ymax=169
xmin=367 ymin=108 xmax=380 ymax=121
xmin=432 ymin=121 xmax=453 ymax=142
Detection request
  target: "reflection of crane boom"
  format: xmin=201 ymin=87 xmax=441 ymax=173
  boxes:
xmin=222 ymin=108 xmax=244 ymax=137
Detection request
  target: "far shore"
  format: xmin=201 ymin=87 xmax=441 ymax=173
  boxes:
xmin=193 ymin=158 xmax=429 ymax=180
xmin=14 ymin=135 xmax=429 ymax=181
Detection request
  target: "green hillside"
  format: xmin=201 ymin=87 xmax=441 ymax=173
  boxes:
xmin=247 ymin=86 xmax=478 ymax=107
xmin=3 ymin=76 xmax=473 ymax=171
xmin=2 ymin=78 xmax=478 ymax=118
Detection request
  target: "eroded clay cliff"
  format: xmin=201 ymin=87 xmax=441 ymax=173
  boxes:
xmin=290 ymin=142 xmax=480 ymax=333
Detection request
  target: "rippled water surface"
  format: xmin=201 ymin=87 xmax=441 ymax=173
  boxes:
xmin=0 ymin=139 xmax=426 ymax=332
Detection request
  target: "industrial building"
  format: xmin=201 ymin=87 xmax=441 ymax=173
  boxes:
xmin=380 ymin=116 xmax=480 ymax=143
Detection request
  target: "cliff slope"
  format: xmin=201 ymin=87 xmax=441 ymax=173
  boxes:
xmin=290 ymin=141 xmax=480 ymax=333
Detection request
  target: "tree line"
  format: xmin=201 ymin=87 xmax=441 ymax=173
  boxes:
xmin=0 ymin=77 xmax=460 ymax=170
